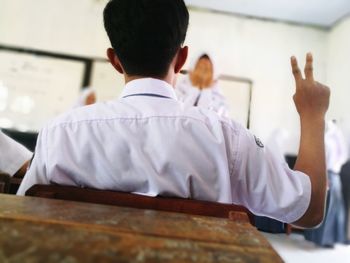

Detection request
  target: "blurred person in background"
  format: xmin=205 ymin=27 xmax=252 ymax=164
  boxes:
xmin=73 ymin=87 xmax=97 ymax=108
xmin=304 ymin=120 xmax=348 ymax=247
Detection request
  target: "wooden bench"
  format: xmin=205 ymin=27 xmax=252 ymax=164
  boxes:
xmin=26 ymin=184 xmax=255 ymax=225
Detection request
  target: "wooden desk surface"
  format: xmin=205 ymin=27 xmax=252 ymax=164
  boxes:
xmin=0 ymin=194 xmax=283 ymax=263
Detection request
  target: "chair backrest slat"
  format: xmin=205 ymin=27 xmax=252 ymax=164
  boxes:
xmin=26 ymin=184 xmax=254 ymax=225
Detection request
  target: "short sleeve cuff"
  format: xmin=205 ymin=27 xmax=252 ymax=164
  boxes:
xmin=282 ymin=171 xmax=312 ymax=224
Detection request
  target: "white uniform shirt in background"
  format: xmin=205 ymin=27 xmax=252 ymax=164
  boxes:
xmin=325 ymin=121 xmax=348 ymax=174
xmin=18 ymin=78 xmax=310 ymax=223
xmin=0 ymin=131 xmax=32 ymax=176
xmin=176 ymin=76 xmax=230 ymax=117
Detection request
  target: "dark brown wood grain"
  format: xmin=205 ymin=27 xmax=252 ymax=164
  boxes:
xmin=26 ymin=184 xmax=255 ymax=224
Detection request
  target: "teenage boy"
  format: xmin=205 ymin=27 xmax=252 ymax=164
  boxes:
xmin=18 ymin=0 xmax=330 ymax=228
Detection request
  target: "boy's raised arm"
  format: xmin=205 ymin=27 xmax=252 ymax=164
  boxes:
xmin=291 ymin=53 xmax=330 ymax=228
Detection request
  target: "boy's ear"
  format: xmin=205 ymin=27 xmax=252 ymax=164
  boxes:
xmin=174 ymin=46 xmax=188 ymax=74
xmin=107 ymin=48 xmax=124 ymax=74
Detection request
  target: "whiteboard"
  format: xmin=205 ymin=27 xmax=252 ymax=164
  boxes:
xmin=0 ymin=50 xmax=85 ymax=132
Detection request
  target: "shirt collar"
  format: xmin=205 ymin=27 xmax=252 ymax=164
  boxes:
xmin=119 ymin=78 xmax=177 ymax=100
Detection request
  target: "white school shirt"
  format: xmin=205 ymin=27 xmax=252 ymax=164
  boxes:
xmin=176 ymin=76 xmax=230 ymax=117
xmin=17 ymin=78 xmax=311 ymax=223
xmin=0 ymin=131 xmax=32 ymax=176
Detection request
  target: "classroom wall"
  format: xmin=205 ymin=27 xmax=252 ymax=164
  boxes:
xmin=0 ymin=0 xmax=334 ymax=153
xmin=326 ymin=17 xmax=350 ymax=150
xmin=0 ymin=0 xmax=109 ymax=58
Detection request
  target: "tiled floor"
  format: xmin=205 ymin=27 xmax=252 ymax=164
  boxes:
xmin=262 ymin=232 xmax=350 ymax=263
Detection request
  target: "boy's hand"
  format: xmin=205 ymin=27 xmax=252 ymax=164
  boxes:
xmin=291 ymin=53 xmax=330 ymax=120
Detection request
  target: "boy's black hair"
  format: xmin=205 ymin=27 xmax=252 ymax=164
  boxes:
xmin=103 ymin=0 xmax=189 ymax=78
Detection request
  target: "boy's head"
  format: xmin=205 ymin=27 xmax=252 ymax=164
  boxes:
xmin=104 ymin=0 xmax=189 ymax=79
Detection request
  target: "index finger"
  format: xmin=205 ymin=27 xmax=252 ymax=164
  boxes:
xmin=304 ymin=52 xmax=314 ymax=82
xmin=291 ymin=56 xmax=302 ymax=83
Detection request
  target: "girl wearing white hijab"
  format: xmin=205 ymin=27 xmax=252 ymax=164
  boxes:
xmin=0 ymin=130 xmax=32 ymax=177
xmin=176 ymin=53 xmax=229 ymax=117
xmin=73 ymin=88 xmax=97 ymax=108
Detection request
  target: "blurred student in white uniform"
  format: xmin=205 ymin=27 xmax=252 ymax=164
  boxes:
xmin=325 ymin=120 xmax=348 ymax=173
xmin=18 ymin=0 xmax=330 ymax=228
xmin=0 ymin=131 xmax=32 ymax=178
xmin=304 ymin=120 xmax=348 ymax=246
xmin=73 ymin=88 xmax=97 ymax=108
xmin=176 ymin=53 xmax=229 ymax=117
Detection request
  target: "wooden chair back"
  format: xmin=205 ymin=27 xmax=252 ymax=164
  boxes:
xmin=26 ymin=184 xmax=255 ymax=225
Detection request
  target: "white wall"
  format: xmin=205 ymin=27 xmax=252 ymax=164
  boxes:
xmin=0 ymin=0 xmax=110 ymax=58
xmin=327 ymin=17 xmax=350 ymax=149
xmin=0 ymin=0 xmax=334 ymax=153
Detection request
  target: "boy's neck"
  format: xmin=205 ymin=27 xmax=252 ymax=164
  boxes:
xmin=124 ymin=74 xmax=175 ymax=87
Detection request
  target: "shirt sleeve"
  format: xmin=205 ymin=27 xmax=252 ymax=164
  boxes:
xmin=230 ymin=126 xmax=311 ymax=223
xmin=0 ymin=131 xmax=32 ymax=176
xmin=17 ymin=128 xmax=49 ymax=196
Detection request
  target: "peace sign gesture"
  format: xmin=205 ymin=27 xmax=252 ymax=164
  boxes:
xmin=291 ymin=53 xmax=330 ymax=120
